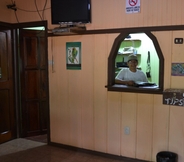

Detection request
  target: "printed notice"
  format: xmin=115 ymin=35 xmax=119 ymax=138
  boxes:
xmin=126 ymin=0 xmax=140 ymax=13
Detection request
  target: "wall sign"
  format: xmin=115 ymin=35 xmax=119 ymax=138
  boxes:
xmin=163 ymin=89 xmax=184 ymax=106
xmin=126 ymin=0 xmax=140 ymax=13
xmin=66 ymin=42 xmax=81 ymax=70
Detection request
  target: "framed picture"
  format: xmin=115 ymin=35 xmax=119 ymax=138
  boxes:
xmin=66 ymin=42 xmax=81 ymax=70
xmin=171 ymin=63 xmax=184 ymax=76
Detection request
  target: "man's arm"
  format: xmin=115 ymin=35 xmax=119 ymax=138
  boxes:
xmin=115 ymin=78 xmax=135 ymax=86
xmin=115 ymin=68 xmax=135 ymax=86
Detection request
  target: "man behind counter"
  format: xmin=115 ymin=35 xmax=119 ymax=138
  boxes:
xmin=115 ymin=54 xmax=148 ymax=86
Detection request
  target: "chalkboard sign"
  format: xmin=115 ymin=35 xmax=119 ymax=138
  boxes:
xmin=163 ymin=89 xmax=184 ymax=106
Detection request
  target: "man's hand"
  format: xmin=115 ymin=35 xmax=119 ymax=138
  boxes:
xmin=126 ymin=80 xmax=135 ymax=86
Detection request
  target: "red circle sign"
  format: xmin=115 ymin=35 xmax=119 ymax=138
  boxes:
xmin=129 ymin=0 xmax=138 ymax=6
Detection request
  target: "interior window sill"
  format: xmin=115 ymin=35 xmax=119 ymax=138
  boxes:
xmin=105 ymin=84 xmax=163 ymax=94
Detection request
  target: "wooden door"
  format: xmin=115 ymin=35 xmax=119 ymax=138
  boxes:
xmin=19 ymin=29 xmax=49 ymax=137
xmin=0 ymin=29 xmax=16 ymax=143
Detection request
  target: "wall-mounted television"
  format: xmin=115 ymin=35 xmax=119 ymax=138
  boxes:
xmin=51 ymin=0 xmax=91 ymax=26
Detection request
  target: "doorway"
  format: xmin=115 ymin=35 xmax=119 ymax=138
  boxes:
xmin=0 ymin=21 xmax=49 ymax=144
xmin=19 ymin=27 xmax=49 ymax=139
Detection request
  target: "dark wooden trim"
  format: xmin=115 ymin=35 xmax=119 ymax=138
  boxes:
xmin=48 ymin=25 xmax=184 ymax=37
xmin=49 ymin=142 xmax=149 ymax=162
xmin=12 ymin=28 xmax=21 ymax=138
xmin=108 ymin=32 xmax=130 ymax=86
xmin=0 ymin=21 xmax=13 ymax=29
xmin=107 ymin=31 xmax=165 ymax=94
xmin=11 ymin=20 xmax=47 ymax=29
xmin=105 ymin=85 xmax=163 ymax=94
xmin=145 ymin=31 xmax=164 ymax=91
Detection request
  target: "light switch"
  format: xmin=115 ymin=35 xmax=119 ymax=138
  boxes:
xmin=174 ymin=38 xmax=183 ymax=44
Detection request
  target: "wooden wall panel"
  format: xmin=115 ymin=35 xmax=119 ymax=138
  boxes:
xmin=68 ymin=70 xmax=82 ymax=147
xmin=152 ymin=95 xmax=170 ymax=162
xmin=121 ymin=93 xmax=137 ymax=158
xmin=171 ymin=1 xmax=180 ymax=25
xmin=0 ymin=1 xmax=12 ymax=22
xmin=66 ymin=36 xmax=83 ymax=147
xmin=171 ymin=31 xmax=184 ymax=88
xmin=164 ymin=0 xmax=172 ymax=25
xmin=49 ymin=37 xmax=70 ymax=144
xmin=9 ymin=0 xmax=184 ymax=28
xmin=107 ymin=92 xmax=121 ymax=155
xmin=136 ymin=94 xmax=153 ymax=160
xmin=107 ymin=34 xmax=122 ymax=155
xmin=169 ymin=30 xmax=184 ymax=161
xmin=93 ymin=35 xmax=108 ymax=152
xmin=153 ymin=31 xmax=172 ymax=89
xmin=91 ymin=0 xmax=125 ymax=29
xmin=81 ymin=35 xmax=94 ymax=150
xmin=172 ymin=31 xmax=184 ymax=62
xmin=48 ymin=30 xmax=184 ymax=162
xmin=169 ymin=106 xmax=184 ymax=162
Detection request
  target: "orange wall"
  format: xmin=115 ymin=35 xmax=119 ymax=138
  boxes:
xmin=0 ymin=0 xmax=13 ymax=22
xmin=2 ymin=0 xmax=184 ymax=161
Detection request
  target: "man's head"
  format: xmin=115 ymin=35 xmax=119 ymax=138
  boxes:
xmin=127 ymin=54 xmax=138 ymax=62
xmin=127 ymin=54 xmax=138 ymax=72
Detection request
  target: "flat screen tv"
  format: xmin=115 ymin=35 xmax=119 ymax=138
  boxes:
xmin=51 ymin=0 xmax=91 ymax=26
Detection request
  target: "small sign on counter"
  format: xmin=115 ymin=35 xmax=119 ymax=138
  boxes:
xmin=163 ymin=89 xmax=184 ymax=106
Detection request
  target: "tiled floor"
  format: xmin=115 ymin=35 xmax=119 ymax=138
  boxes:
xmin=0 ymin=137 xmax=149 ymax=162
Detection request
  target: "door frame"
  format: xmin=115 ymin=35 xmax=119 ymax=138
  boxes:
xmin=13 ymin=21 xmax=50 ymax=141
xmin=0 ymin=20 xmax=50 ymax=142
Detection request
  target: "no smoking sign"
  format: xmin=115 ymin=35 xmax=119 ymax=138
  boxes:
xmin=126 ymin=0 xmax=140 ymax=13
xmin=129 ymin=0 xmax=138 ymax=6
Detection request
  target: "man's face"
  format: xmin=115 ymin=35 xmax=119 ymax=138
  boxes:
xmin=127 ymin=59 xmax=138 ymax=68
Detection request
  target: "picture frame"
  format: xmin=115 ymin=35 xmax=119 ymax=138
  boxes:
xmin=66 ymin=42 xmax=81 ymax=70
xmin=171 ymin=63 xmax=184 ymax=76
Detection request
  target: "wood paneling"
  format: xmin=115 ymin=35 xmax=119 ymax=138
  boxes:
xmin=49 ymin=37 xmax=69 ymax=144
xmin=153 ymin=31 xmax=172 ymax=89
xmin=44 ymin=1 xmax=184 ymax=161
xmin=81 ymin=36 xmax=94 ymax=150
xmin=107 ymin=92 xmax=121 ymax=155
xmin=121 ymin=93 xmax=137 ymax=158
xmin=93 ymin=35 xmax=108 ymax=153
xmin=136 ymin=94 xmax=153 ymax=160
xmin=48 ymin=29 xmax=184 ymax=161
xmin=152 ymin=95 xmax=169 ymax=159
xmin=169 ymin=106 xmax=184 ymax=162
xmin=171 ymin=31 xmax=184 ymax=88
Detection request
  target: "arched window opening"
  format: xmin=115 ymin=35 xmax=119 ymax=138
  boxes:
xmin=107 ymin=31 xmax=164 ymax=94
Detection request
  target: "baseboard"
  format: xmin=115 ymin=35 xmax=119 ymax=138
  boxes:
xmin=48 ymin=141 xmax=151 ymax=162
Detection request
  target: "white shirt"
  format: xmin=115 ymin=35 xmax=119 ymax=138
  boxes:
xmin=116 ymin=68 xmax=148 ymax=82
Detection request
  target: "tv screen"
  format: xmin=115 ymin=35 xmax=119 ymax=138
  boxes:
xmin=51 ymin=0 xmax=91 ymax=25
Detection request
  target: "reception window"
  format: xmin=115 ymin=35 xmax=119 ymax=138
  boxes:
xmin=106 ymin=31 xmax=164 ymax=94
